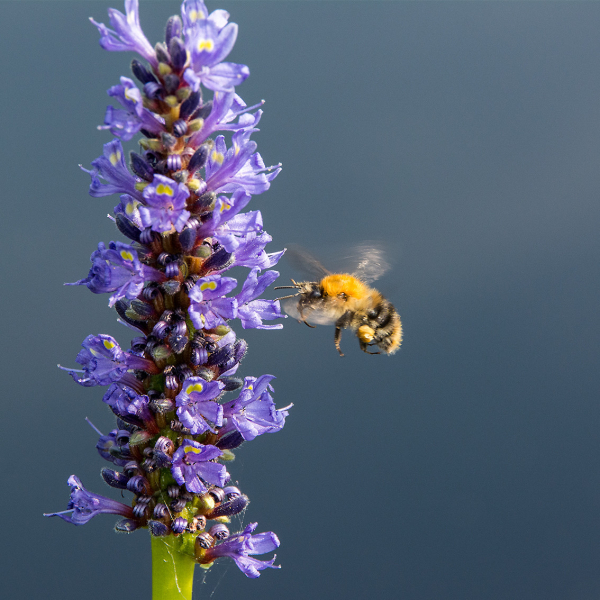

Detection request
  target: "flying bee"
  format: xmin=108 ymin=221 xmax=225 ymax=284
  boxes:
xmin=275 ymin=244 xmax=402 ymax=357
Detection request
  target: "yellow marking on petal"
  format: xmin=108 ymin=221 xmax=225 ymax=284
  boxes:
xmin=185 ymin=382 xmax=205 ymax=395
xmin=247 ymin=384 xmax=253 ymax=390
xmin=220 ymin=202 xmax=231 ymax=212
xmin=125 ymin=201 xmax=137 ymax=216
xmin=124 ymin=88 xmax=138 ymax=103
xmin=200 ymin=314 xmax=206 ymax=325
xmin=200 ymin=281 xmax=218 ymax=291
xmin=103 ymin=339 xmax=116 ymax=350
xmin=156 ymin=183 xmax=174 ymax=196
xmin=90 ymin=349 xmax=102 ymax=358
xmin=120 ymin=250 xmax=134 ymax=262
xmin=109 ymin=150 xmax=121 ymax=166
xmin=184 ymin=445 xmax=203 ymax=454
xmin=197 ymin=39 xmax=214 ymax=52
xmin=211 ymin=151 xmax=224 ymax=165
xmin=234 ymin=143 xmax=240 ymax=156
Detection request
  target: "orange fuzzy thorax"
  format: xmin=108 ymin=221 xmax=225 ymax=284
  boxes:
xmin=321 ymin=274 xmax=369 ymax=300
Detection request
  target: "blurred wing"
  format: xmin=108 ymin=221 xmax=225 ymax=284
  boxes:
xmin=348 ymin=242 xmax=391 ymax=283
xmin=285 ymin=245 xmax=331 ymax=282
xmin=281 ymin=298 xmax=338 ymax=326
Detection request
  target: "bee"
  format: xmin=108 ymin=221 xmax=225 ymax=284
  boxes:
xmin=275 ymin=244 xmax=402 ymax=357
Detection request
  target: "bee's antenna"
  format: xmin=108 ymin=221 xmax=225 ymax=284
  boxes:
xmin=273 ymin=286 xmax=297 ymax=290
xmin=274 ymin=293 xmax=299 ymax=301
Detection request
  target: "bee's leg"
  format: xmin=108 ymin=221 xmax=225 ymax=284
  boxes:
xmin=334 ymin=327 xmax=344 ymax=357
xmin=298 ymin=305 xmax=316 ymax=328
xmin=334 ymin=312 xmax=353 ymax=357
xmin=360 ymin=343 xmax=380 ymax=355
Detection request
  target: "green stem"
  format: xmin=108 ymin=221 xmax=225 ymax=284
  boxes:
xmin=151 ymin=535 xmax=196 ymax=600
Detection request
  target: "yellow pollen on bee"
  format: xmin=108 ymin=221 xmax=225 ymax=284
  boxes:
xmin=197 ymin=39 xmax=214 ymax=52
xmin=184 ymin=445 xmax=202 ymax=454
xmin=103 ymin=339 xmax=116 ymax=350
xmin=156 ymin=183 xmax=174 ymax=196
xmin=186 ymin=382 xmax=205 ymax=394
xmin=200 ymin=281 xmax=218 ymax=291
xmin=109 ymin=151 xmax=121 ymax=166
xmin=120 ymin=250 xmax=134 ymax=261
xmin=358 ymin=325 xmax=375 ymax=343
xmin=212 ymin=151 xmax=224 ymax=165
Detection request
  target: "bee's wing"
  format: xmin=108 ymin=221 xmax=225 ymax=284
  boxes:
xmin=347 ymin=242 xmax=391 ymax=284
xmin=281 ymin=298 xmax=339 ymax=326
xmin=285 ymin=245 xmax=331 ymax=282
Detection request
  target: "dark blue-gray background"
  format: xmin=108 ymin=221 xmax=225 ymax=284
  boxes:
xmin=2 ymin=1 xmax=600 ymax=598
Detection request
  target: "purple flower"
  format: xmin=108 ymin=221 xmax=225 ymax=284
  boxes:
xmin=232 ymin=231 xmax=285 ymax=270
xmin=67 ymin=241 xmax=165 ymax=307
xmin=204 ymin=522 xmax=280 ymax=578
xmin=100 ymin=77 xmax=165 ymax=141
xmin=83 ymin=139 xmax=143 ymax=201
xmin=61 ymin=334 xmax=156 ymax=387
xmin=236 ymin=268 xmax=284 ymax=330
xmin=138 ymin=175 xmax=191 ymax=233
xmin=221 ymin=375 xmax=290 ymax=441
xmin=205 ymin=130 xmax=279 ymax=195
xmin=95 ymin=428 xmax=131 ymax=467
xmin=195 ymin=190 xmax=253 ymax=240
xmin=44 ymin=475 xmax=134 ymax=525
xmin=180 ymin=1 xmax=249 ymax=92
xmin=171 ymin=439 xmax=229 ymax=494
xmin=175 ymin=378 xmax=224 ymax=435
xmin=212 ymin=209 xmax=263 ymax=252
xmin=189 ymin=91 xmax=264 ymax=147
xmin=90 ymin=0 xmax=157 ymax=68
xmin=188 ymin=275 xmax=238 ymax=329
xmin=114 ymin=194 xmax=144 ymax=229
xmin=102 ymin=383 xmax=139 ymax=416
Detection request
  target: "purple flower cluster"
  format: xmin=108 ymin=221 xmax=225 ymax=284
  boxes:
xmin=46 ymin=0 xmax=288 ymax=579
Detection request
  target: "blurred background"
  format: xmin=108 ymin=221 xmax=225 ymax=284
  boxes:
xmin=2 ymin=1 xmax=600 ymax=598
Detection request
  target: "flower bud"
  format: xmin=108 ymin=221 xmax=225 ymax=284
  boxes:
xmin=129 ymin=152 xmax=154 ymax=181
xmin=206 ymin=494 xmax=249 ymax=519
xmin=148 ymin=520 xmax=169 ymax=537
xmin=165 ymin=15 xmax=182 ymax=46
xmin=131 ymin=59 xmax=158 ymax=85
xmin=172 ymin=517 xmax=188 ymax=534
xmin=169 ymin=37 xmax=187 ymax=72
xmin=115 ymin=518 xmax=140 ymax=533
xmin=101 ymin=468 xmax=130 ymax=489
xmin=208 ymin=523 xmax=229 ymax=540
xmin=196 ymin=532 xmax=215 ymax=552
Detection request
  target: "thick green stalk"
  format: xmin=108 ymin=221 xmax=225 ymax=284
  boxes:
xmin=151 ymin=535 xmax=196 ymax=600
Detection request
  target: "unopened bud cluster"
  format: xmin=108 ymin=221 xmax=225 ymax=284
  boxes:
xmin=46 ymin=0 xmax=288 ymax=579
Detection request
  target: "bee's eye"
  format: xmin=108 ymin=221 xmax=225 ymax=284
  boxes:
xmin=338 ymin=292 xmax=347 ymax=300
xmin=367 ymin=309 xmax=378 ymax=319
xmin=309 ymin=289 xmax=321 ymax=299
